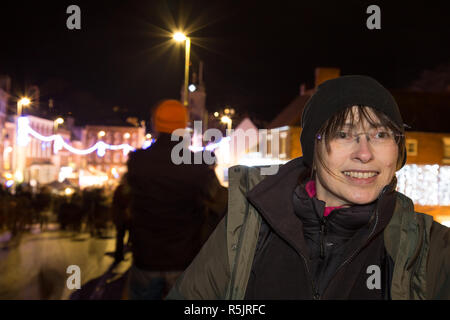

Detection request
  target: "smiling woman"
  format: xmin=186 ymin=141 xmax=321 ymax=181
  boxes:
xmin=166 ymin=75 xmax=450 ymax=300
xmin=313 ymin=105 xmax=403 ymax=206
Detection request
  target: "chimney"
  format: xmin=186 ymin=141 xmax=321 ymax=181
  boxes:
xmin=315 ymin=67 xmax=341 ymax=88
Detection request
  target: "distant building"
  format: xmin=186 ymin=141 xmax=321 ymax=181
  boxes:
xmin=82 ymin=124 xmax=145 ymax=186
xmin=0 ymin=76 xmax=11 ymax=176
xmin=2 ymin=115 xmax=57 ymax=185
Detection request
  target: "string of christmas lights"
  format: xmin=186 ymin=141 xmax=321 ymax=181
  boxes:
xmin=396 ymin=164 xmax=450 ymax=206
xmin=18 ymin=116 xmax=136 ymax=157
xmin=17 ymin=116 xmax=223 ymax=157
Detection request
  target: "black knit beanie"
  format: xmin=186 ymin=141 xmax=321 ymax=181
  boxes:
xmin=300 ymin=75 xmax=406 ymax=168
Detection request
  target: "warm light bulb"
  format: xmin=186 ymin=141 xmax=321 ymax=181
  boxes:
xmin=19 ymin=97 xmax=31 ymax=106
xmin=173 ymin=32 xmax=187 ymax=42
xmin=221 ymin=116 xmax=231 ymax=124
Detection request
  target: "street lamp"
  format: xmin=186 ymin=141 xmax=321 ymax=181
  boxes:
xmin=14 ymin=97 xmax=31 ymax=184
xmin=173 ymin=31 xmax=191 ymax=107
xmin=17 ymin=97 xmax=31 ymax=117
xmin=221 ymin=115 xmax=232 ymax=131
xmin=54 ymin=117 xmax=64 ymax=133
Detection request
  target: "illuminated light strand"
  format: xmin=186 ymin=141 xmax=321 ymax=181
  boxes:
xmin=396 ymin=164 xmax=450 ymax=206
xmin=19 ymin=116 xmax=225 ymax=158
xmin=18 ymin=116 xmax=136 ymax=157
xmin=188 ymin=136 xmax=231 ymax=152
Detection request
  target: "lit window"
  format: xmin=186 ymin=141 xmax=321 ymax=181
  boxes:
xmin=113 ymin=151 xmax=121 ymax=164
xmin=443 ymin=137 xmax=450 ymax=164
xmin=267 ymin=134 xmax=272 ymax=157
xmin=280 ymin=131 xmax=288 ymax=159
xmin=406 ymin=139 xmax=418 ymax=156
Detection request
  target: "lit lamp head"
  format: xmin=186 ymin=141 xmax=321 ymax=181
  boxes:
xmin=19 ymin=97 xmax=31 ymax=106
xmin=55 ymin=117 xmax=64 ymax=125
xmin=188 ymin=84 xmax=197 ymax=92
xmin=173 ymin=32 xmax=187 ymax=42
xmin=221 ymin=115 xmax=231 ymax=124
xmin=17 ymin=97 xmax=31 ymax=117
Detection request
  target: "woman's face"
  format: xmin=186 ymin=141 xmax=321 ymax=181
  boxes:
xmin=315 ymin=107 xmax=399 ymax=207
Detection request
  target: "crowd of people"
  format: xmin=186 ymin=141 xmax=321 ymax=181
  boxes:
xmin=0 ymin=183 xmax=115 ymax=239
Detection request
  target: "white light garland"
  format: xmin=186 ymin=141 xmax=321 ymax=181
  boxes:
xmin=17 ymin=116 xmax=223 ymax=158
xmin=396 ymin=164 xmax=450 ymax=206
xmin=18 ymin=116 xmax=136 ymax=157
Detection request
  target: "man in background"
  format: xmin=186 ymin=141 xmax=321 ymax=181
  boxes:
xmin=126 ymin=99 xmax=227 ymax=299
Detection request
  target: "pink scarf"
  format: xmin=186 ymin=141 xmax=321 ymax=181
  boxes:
xmin=305 ymin=180 xmax=343 ymax=217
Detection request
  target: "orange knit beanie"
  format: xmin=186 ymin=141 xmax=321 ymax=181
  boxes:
xmin=154 ymin=100 xmax=188 ymax=133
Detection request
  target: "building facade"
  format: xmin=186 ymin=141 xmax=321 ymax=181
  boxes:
xmin=82 ymin=125 xmax=145 ymax=186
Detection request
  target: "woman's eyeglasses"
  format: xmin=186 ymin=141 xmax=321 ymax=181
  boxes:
xmin=317 ymin=129 xmax=403 ymax=147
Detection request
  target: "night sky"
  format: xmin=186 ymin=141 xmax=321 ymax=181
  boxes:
xmin=0 ymin=0 xmax=449 ymax=125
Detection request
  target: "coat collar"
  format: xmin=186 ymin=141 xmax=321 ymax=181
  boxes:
xmin=246 ymin=157 xmax=311 ymax=259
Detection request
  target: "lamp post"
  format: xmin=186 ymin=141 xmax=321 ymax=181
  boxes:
xmin=221 ymin=115 xmax=232 ymax=131
xmin=173 ymin=32 xmax=191 ymax=107
xmin=15 ymin=97 xmax=31 ymax=184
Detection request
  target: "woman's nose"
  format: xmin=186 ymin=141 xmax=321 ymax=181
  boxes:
xmin=352 ymin=135 xmax=374 ymax=163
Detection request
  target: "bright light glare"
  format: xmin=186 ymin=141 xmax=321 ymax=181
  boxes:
xmin=19 ymin=97 xmax=31 ymax=106
xmin=64 ymin=188 xmax=74 ymax=196
xmin=14 ymin=170 xmax=23 ymax=182
xmin=188 ymin=84 xmax=196 ymax=92
xmin=98 ymin=131 xmax=106 ymax=138
xmin=123 ymin=132 xmax=131 ymax=139
xmin=55 ymin=117 xmax=64 ymax=125
xmin=221 ymin=116 xmax=231 ymax=124
xmin=173 ymin=32 xmax=187 ymax=42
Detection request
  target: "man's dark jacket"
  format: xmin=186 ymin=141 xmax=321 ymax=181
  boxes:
xmin=126 ymin=133 xmax=227 ymax=271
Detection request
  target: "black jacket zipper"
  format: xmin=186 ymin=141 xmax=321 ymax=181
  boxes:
xmin=319 ymin=217 xmax=328 ymax=259
xmin=319 ymin=186 xmax=390 ymax=298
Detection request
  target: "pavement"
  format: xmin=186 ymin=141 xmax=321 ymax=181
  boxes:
xmin=0 ymin=224 xmax=132 ymax=300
